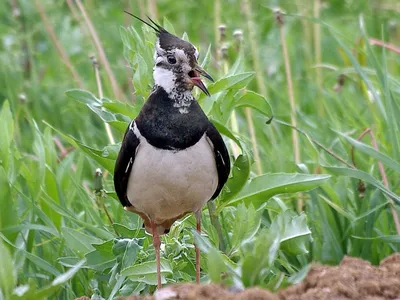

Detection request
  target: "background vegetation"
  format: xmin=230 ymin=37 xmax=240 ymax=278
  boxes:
xmin=1 ymin=0 xmax=400 ymax=299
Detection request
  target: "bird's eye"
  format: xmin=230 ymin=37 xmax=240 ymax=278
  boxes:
xmin=167 ymin=55 xmax=177 ymax=64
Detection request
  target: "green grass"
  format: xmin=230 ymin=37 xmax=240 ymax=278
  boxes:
xmin=1 ymin=0 xmax=400 ymax=299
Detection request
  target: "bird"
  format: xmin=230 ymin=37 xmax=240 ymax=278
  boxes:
xmin=114 ymin=12 xmax=230 ymax=289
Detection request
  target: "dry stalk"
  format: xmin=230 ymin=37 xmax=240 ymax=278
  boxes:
xmin=241 ymin=0 xmax=264 ymax=175
xmin=34 ymin=0 xmax=83 ymax=88
xmin=369 ymin=131 xmax=400 ymax=235
xmin=75 ymin=0 xmax=126 ymax=102
xmin=123 ymin=0 xmax=135 ymax=101
xmin=147 ymin=0 xmax=159 ymax=19
xmin=214 ymin=0 xmax=221 ymax=65
xmin=351 ymin=128 xmax=371 ymax=167
xmin=369 ymin=38 xmax=400 ymax=55
xmin=350 ymin=128 xmax=400 ymax=234
xmin=295 ymin=0 xmax=313 ymax=69
xmin=90 ymin=55 xmax=115 ymax=145
xmin=53 ymin=136 xmax=76 ymax=171
xmin=275 ymin=10 xmax=302 ymax=211
xmin=313 ymin=0 xmax=324 ymax=116
xmin=137 ymin=0 xmax=146 ymax=19
xmin=65 ymin=0 xmax=84 ymax=31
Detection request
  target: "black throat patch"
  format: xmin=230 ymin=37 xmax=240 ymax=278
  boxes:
xmin=135 ymin=87 xmax=209 ymax=150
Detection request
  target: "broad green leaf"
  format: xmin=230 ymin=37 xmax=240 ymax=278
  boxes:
xmin=121 ymin=259 xmax=172 ymax=284
xmin=273 ymin=211 xmax=312 ymax=255
xmin=50 ymin=260 xmax=84 ymax=286
xmin=319 ymin=195 xmax=355 ymax=221
xmin=207 ymin=247 xmax=227 ymax=283
xmin=230 ymin=204 xmax=262 ymax=251
xmin=86 ymin=240 xmax=116 ymax=272
xmin=0 ymin=167 xmax=18 ymax=245
xmin=241 ymin=230 xmax=275 ymax=287
xmin=210 ymin=119 xmax=243 ymax=151
xmin=208 ymin=72 xmax=255 ymax=94
xmin=34 ymin=260 xmax=85 ymax=299
xmin=132 ymin=54 xmax=149 ymax=95
xmin=233 ymin=91 xmax=273 ymax=120
xmin=122 ymin=240 xmax=139 ymax=269
xmin=0 ymin=238 xmax=15 ymax=299
xmin=1 ymin=224 xmax=58 ymax=237
xmin=61 ymin=227 xmax=102 ymax=256
xmin=219 ymin=153 xmax=251 ymax=208
xmin=200 ymin=44 xmax=212 ymax=69
xmin=57 ymin=257 xmax=81 ymax=268
xmin=102 ymin=102 xmax=139 ymax=119
xmin=352 ymin=235 xmax=400 ymax=243
xmin=0 ymin=101 xmax=14 ymax=171
xmin=112 ymin=238 xmax=140 ymax=269
xmin=337 ymin=131 xmax=400 ymax=174
xmin=88 ymin=104 xmax=116 ymax=122
xmin=108 ymin=121 xmax=129 ymax=133
xmin=65 ymin=89 xmax=101 ymax=105
xmin=193 ymin=231 xmax=239 ymax=281
xmin=323 ymin=166 xmax=400 ymax=204
xmin=24 ymin=251 xmax=61 ymax=277
xmin=44 ymin=121 xmax=115 ymax=172
xmin=224 ymin=173 xmax=331 ymax=207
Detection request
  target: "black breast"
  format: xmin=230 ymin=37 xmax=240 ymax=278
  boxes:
xmin=135 ymin=87 xmax=209 ymax=150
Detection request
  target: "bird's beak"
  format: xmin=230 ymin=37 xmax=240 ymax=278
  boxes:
xmin=189 ymin=65 xmax=214 ymax=97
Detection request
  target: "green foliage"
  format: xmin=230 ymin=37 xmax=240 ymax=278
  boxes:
xmin=1 ymin=1 xmax=400 ymax=299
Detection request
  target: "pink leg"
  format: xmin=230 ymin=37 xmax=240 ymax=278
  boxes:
xmin=195 ymin=211 xmax=202 ymax=284
xmin=151 ymin=220 xmax=162 ymax=289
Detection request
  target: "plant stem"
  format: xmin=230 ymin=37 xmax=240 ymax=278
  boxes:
xmin=295 ymin=0 xmax=313 ymax=71
xmin=367 ymin=130 xmax=400 ymax=235
xmin=34 ymin=0 xmax=83 ymax=88
xmin=90 ymin=55 xmax=115 ymax=145
xmin=351 ymin=128 xmax=371 ymax=167
xmin=94 ymin=168 xmax=119 ymax=236
xmin=124 ymin=0 xmax=136 ymax=101
xmin=214 ymin=0 xmax=221 ymax=65
xmin=276 ymin=10 xmax=302 ymax=211
xmin=147 ymin=0 xmax=159 ymax=19
xmin=313 ymin=0 xmax=324 ymax=116
xmin=75 ymin=0 xmax=126 ymax=102
xmin=350 ymin=128 xmax=400 ymax=233
xmin=242 ymin=0 xmax=264 ymax=175
xmin=207 ymin=201 xmax=226 ymax=253
xmin=369 ymin=38 xmax=400 ymax=55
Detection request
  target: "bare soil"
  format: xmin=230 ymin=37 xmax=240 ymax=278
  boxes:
xmin=75 ymin=253 xmax=400 ymax=300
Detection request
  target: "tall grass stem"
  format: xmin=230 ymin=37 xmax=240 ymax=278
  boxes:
xmin=75 ymin=0 xmax=126 ymax=102
xmin=276 ymin=11 xmax=302 ymax=211
xmin=90 ymin=55 xmax=115 ymax=145
xmin=313 ymin=0 xmax=324 ymax=116
xmin=242 ymin=0 xmax=264 ymax=175
xmin=35 ymin=0 xmax=83 ymax=88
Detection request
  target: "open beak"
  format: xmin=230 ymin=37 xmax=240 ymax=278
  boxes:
xmin=189 ymin=65 xmax=214 ymax=96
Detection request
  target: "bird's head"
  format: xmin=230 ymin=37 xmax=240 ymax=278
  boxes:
xmin=125 ymin=12 xmax=214 ymax=96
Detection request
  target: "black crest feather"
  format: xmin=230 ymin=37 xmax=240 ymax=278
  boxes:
xmin=124 ymin=10 xmax=196 ymax=55
xmin=124 ymin=10 xmax=166 ymax=35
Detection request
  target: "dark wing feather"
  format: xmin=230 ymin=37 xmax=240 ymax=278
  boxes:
xmin=113 ymin=121 xmax=140 ymax=207
xmin=206 ymin=123 xmax=231 ymax=200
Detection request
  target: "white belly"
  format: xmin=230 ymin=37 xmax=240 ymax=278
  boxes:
xmin=127 ymin=134 xmax=218 ymax=224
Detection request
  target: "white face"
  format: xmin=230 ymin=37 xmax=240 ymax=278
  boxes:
xmin=153 ymin=39 xmax=199 ymax=94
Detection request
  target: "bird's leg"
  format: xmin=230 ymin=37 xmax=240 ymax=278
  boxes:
xmin=195 ymin=210 xmax=202 ymax=284
xmin=150 ymin=220 xmax=162 ymax=289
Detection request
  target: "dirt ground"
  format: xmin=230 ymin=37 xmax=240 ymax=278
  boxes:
xmin=75 ymin=253 xmax=400 ymax=300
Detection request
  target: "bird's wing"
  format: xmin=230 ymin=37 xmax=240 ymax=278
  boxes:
xmin=206 ymin=122 xmax=231 ymax=200
xmin=114 ymin=120 xmax=140 ymax=207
